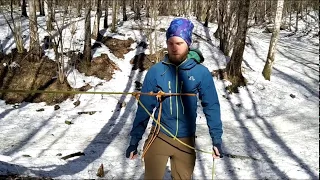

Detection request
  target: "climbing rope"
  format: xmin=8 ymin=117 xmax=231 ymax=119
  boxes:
xmin=136 ymin=91 xmax=216 ymax=180
xmin=0 ymin=89 xmax=217 ymax=179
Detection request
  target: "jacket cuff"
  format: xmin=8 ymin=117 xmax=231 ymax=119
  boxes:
xmin=129 ymin=136 xmax=140 ymax=146
xmin=212 ymin=138 xmax=222 ymax=146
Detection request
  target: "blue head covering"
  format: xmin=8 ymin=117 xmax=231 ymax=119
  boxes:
xmin=166 ymin=18 xmax=194 ymax=46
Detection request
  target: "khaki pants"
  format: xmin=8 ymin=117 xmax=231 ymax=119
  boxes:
xmin=143 ymin=128 xmax=196 ymax=180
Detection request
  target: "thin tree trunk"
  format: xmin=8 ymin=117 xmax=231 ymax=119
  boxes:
xmin=21 ymin=0 xmax=28 ymax=17
xmin=111 ymin=0 xmax=117 ymax=32
xmin=226 ymin=0 xmax=251 ymax=90
xmin=6 ymin=0 xmax=24 ymax=53
xmin=295 ymin=1 xmax=300 ymax=32
xmin=122 ymin=0 xmax=127 ymax=21
xmin=29 ymin=0 xmax=41 ymax=58
xmin=104 ymin=0 xmax=109 ymax=28
xmin=204 ymin=4 xmax=212 ymax=27
xmin=92 ymin=0 xmax=102 ymax=40
xmin=77 ymin=1 xmax=82 ymax=17
xmin=262 ymin=0 xmax=284 ymax=80
xmin=289 ymin=0 xmax=292 ymax=31
xmin=39 ymin=0 xmax=45 ymax=16
xmin=44 ymin=0 xmax=53 ymax=31
xmin=83 ymin=0 xmax=92 ymax=63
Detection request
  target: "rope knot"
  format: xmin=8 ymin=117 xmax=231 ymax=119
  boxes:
xmin=156 ymin=91 xmax=165 ymax=102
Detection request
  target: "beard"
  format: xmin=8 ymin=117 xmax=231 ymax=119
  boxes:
xmin=168 ymin=50 xmax=188 ymax=65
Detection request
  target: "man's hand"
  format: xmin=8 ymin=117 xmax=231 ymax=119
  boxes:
xmin=212 ymin=144 xmax=223 ymax=159
xmin=126 ymin=145 xmax=138 ymax=160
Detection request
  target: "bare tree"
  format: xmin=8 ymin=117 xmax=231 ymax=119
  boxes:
xmin=262 ymin=0 xmax=284 ymax=80
xmin=225 ymin=0 xmax=251 ymax=90
xmin=104 ymin=0 xmax=109 ymax=28
xmin=122 ymin=0 xmax=127 ymax=21
xmin=76 ymin=1 xmax=81 ymax=17
xmin=134 ymin=0 xmax=141 ymax=20
xmin=39 ymin=0 xmax=45 ymax=16
xmin=83 ymin=0 xmax=92 ymax=63
xmin=204 ymin=3 xmax=212 ymax=27
xmin=21 ymin=0 xmax=28 ymax=17
xmin=92 ymin=0 xmax=102 ymax=40
xmin=217 ymin=0 xmax=239 ymax=57
xmin=1 ymin=0 xmax=24 ymax=53
xmin=44 ymin=0 xmax=54 ymax=31
xmin=29 ymin=0 xmax=41 ymax=58
xmin=295 ymin=0 xmax=301 ymax=32
xmin=111 ymin=0 xmax=117 ymax=32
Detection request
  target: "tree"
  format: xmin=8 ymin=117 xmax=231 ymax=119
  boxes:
xmin=216 ymin=0 xmax=239 ymax=57
xmin=122 ymin=0 xmax=127 ymax=21
xmin=76 ymin=1 xmax=82 ymax=17
xmin=39 ymin=0 xmax=45 ymax=16
xmin=44 ymin=0 xmax=54 ymax=31
xmin=29 ymin=0 xmax=41 ymax=58
xmin=104 ymin=0 xmax=109 ymax=28
xmin=83 ymin=0 xmax=92 ymax=63
xmin=1 ymin=0 xmax=24 ymax=53
xmin=111 ymin=0 xmax=117 ymax=32
xmin=225 ymin=0 xmax=251 ymax=91
xmin=262 ymin=0 xmax=284 ymax=80
xmin=21 ymin=0 xmax=28 ymax=17
xmin=92 ymin=0 xmax=102 ymax=40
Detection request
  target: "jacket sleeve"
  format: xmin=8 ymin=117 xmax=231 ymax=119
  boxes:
xmin=129 ymin=69 xmax=157 ymax=146
xmin=198 ymin=68 xmax=223 ymax=146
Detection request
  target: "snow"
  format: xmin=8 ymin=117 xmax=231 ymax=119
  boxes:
xmin=0 ymin=7 xmax=319 ymax=180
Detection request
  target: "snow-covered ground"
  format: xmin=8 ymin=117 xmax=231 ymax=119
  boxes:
xmin=0 ymin=7 xmax=318 ymax=179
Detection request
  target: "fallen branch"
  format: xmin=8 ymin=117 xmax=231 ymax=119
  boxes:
xmin=61 ymin=152 xmax=85 ymax=160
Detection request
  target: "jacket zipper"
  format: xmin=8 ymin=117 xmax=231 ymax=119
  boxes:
xmin=168 ymin=81 xmax=172 ymax=115
xmin=180 ymin=81 xmax=184 ymax=114
xmin=175 ymin=67 xmax=179 ymax=138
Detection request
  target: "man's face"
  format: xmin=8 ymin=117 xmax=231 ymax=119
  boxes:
xmin=166 ymin=36 xmax=189 ymax=65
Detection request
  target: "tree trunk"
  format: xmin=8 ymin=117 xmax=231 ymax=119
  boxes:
xmin=39 ymin=0 xmax=45 ymax=16
xmin=218 ymin=0 xmax=238 ymax=57
xmin=134 ymin=0 xmax=141 ymax=20
xmin=226 ymin=0 xmax=250 ymax=91
xmin=44 ymin=0 xmax=53 ymax=31
xmin=35 ymin=0 xmax=40 ymax=12
xmin=6 ymin=0 xmax=24 ymax=53
xmin=21 ymin=0 xmax=28 ymax=17
xmin=122 ymin=0 xmax=127 ymax=21
xmin=77 ymin=1 xmax=82 ymax=17
xmin=83 ymin=0 xmax=92 ymax=63
xmin=111 ymin=0 xmax=117 ymax=32
xmin=92 ymin=0 xmax=102 ymax=40
xmin=262 ymin=0 xmax=284 ymax=80
xmin=289 ymin=0 xmax=292 ymax=31
xmin=204 ymin=4 xmax=212 ymax=27
xmin=51 ymin=0 xmax=55 ymax=22
xmin=104 ymin=0 xmax=109 ymax=28
xmin=295 ymin=1 xmax=300 ymax=32
xmin=29 ymin=0 xmax=41 ymax=58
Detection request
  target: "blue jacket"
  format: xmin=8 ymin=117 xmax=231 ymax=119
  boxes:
xmin=129 ymin=50 xmax=223 ymax=147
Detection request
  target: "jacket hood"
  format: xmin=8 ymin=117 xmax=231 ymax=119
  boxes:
xmin=162 ymin=48 xmax=204 ymax=70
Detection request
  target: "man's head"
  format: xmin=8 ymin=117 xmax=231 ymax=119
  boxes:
xmin=166 ymin=18 xmax=194 ymax=65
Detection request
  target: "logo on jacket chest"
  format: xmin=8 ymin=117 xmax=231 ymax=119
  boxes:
xmin=188 ymin=76 xmax=195 ymax=81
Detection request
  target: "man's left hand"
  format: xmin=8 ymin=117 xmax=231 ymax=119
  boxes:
xmin=212 ymin=144 xmax=223 ymax=159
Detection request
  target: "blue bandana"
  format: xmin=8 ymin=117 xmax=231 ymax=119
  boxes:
xmin=166 ymin=18 xmax=194 ymax=46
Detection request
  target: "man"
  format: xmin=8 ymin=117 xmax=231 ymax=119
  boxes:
xmin=126 ymin=18 xmax=223 ymax=179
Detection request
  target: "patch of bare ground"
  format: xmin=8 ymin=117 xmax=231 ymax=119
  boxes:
xmin=73 ymin=53 xmax=121 ymax=81
xmin=0 ymin=49 xmax=75 ymax=105
xmin=100 ymin=36 xmax=134 ymax=59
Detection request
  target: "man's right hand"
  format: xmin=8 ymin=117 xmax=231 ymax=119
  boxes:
xmin=126 ymin=145 xmax=138 ymax=159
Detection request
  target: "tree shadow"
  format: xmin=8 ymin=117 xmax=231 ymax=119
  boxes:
xmin=243 ymin=85 xmax=318 ymax=179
